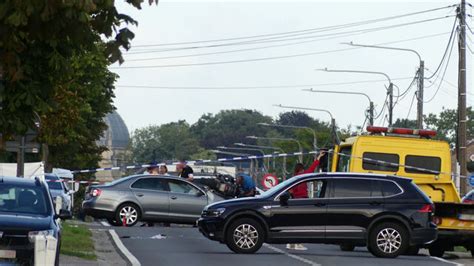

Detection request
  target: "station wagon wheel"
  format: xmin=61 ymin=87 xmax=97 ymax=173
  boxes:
xmin=115 ymin=203 xmax=141 ymax=227
xmin=226 ymin=218 xmax=264 ymax=254
xmin=368 ymin=222 xmax=408 ymax=258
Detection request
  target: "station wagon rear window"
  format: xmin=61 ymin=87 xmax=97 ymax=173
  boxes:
xmin=362 ymin=152 xmax=399 ymax=172
xmin=405 ymin=155 xmax=441 ymax=174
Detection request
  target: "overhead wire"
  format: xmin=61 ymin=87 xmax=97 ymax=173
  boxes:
xmin=130 ymin=4 xmax=456 ymax=48
xmin=406 ymin=92 xmax=417 ymax=119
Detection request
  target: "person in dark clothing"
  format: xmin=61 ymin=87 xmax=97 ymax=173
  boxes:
xmin=176 ymin=161 xmax=194 ymax=181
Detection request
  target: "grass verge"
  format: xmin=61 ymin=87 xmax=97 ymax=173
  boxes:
xmin=60 ymin=221 xmax=97 ymax=260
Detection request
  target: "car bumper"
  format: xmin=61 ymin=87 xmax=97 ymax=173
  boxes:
xmin=82 ymin=201 xmax=115 ymax=219
xmin=197 ymin=217 xmax=225 ymax=242
xmin=410 ymin=227 xmax=438 ymax=245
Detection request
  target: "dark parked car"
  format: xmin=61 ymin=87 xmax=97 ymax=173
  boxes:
xmin=82 ymin=175 xmax=224 ymax=226
xmin=198 ymin=173 xmax=437 ymax=258
xmin=0 ymin=176 xmax=71 ymax=265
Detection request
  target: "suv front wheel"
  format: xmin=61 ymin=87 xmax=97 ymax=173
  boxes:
xmin=368 ymin=222 xmax=408 ymax=258
xmin=225 ymin=218 xmax=264 ymax=254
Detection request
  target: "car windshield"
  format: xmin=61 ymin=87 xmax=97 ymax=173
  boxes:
xmin=0 ymin=184 xmax=49 ymax=215
xmin=258 ymin=177 xmax=298 ymax=198
xmin=46 ymin=180 xmax=63 ymax=190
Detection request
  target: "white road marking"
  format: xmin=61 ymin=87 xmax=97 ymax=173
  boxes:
xmin=100 ymin=221 xmax=111 ymax=227
xmin=429 ymin=256 xmax=464 ymax=266
xmin=263 ymin=243 xmax=321 ymax=266
xmin=109 ymin=229 xmax=141 ymax=266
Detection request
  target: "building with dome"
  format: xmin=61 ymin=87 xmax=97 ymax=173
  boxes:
xmin=96 ymin=111 xmax=130 ymax=181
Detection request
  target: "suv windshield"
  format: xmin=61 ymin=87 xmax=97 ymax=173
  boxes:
xmin=0 ymin=184 xmax=49 ymax=215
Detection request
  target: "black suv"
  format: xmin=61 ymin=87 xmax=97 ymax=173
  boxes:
xmin=198 ymin=173 xmax=437 ymax=258
xmin=0 ymin=176 xmax=71 ymax=265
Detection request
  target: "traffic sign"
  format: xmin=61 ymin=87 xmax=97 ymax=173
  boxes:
xmin=470 ymin=175 xmax=474 ymax=186
xmin=5 ymin=141 xmax=40 ymax=153
xmin=262 ymin=174 xmax=279 ymax=189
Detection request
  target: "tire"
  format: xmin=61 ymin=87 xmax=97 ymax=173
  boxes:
xmin=405 ymin=245 xmax=420 ymax=256
xmin=115 ymin=203 xmax=141 ymax=227
xmin=225 ymin=218 xmax=264 ymax=254
xmin=340 ymin=244 xmax=355 ymax=251
xmin=106 ymin=218 xmax=123 ymax=226
xmin=428 ymin=244 xmax=445 ymax=257
xmin=368 ymin=222 xmax=408 ymax=258
xmin=55 ymin=241 xmax=60 ymax=266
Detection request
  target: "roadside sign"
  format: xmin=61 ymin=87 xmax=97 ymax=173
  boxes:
xmin=262 ymin=174 xmax=279 ymax=189
xmin=5 ymin=141 xmax=40 ymax=153
xmin=469 ymin=175 xmax=474 ymax=186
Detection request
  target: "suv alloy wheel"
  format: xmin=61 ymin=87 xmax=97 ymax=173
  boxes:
xmin=225 ymin=218 xmax=264 ymax=254
xmin=368 ymin=222 xmax=408 ymax=258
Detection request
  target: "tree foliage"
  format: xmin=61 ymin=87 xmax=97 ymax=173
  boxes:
xmin=424 ymin=107 xmax=473 ymax=144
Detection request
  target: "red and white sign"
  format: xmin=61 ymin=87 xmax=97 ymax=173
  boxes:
xmin=262 ymin=174 xmax=279 ymax=189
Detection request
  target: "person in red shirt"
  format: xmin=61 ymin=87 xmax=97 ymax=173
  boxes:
xmin=287 ymin=151 xmax=326 ymax=251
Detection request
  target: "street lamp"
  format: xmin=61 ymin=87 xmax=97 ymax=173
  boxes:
xmin=274 ymin=104 xmax=340 ymax=144
xmin=303 ymin=88 xmax=374 ymax=126
xmin=234 ymin=142 xmax=285 ymax=153
xmin=257 ymin=122 xmax=317 ymax=151
xmin=343 ymin=42 xmax=424 ymax=128
xmin=246 ymin=135 xmax=303 ymax=162
xmin=318 ymin=67 xmax=394 ymax=126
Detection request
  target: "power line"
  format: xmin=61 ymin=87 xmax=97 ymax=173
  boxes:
xmin=111 ymin=17 xmax=454 ymax=70
xmin=124 ymin=31 xmax=451 ymax=62
xmin=424 ymin=26 xmax=457 ymax=103
xmin=116 ymin=77 xmax=414 ymax=90
xmin=123 ymin=16 xmax=453 ymax=55
xmin=130 ymin=4 xmax=456 ymax=48
xmin=406 ymin=92 xmax=417 ymax=119
xmin=425 ymin=16 xmax=458 ymax=79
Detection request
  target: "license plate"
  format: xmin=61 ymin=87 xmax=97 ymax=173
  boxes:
xmin=0 ymin=250 xmax=16 ymax=259
xmin=458 ymin=214 xmax=474 ymax=221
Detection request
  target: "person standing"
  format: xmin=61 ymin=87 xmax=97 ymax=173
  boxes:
xmin=141 ymin=162 xmax=159 ymax=227
xmin=286 ymin=151 xmax=326 ymax=251
xmin=176 ymin=161 xmax=194 ymax=181
xmin=159 ymin=165 xmax=169 ymax=175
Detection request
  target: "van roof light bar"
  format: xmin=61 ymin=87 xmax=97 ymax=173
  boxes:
xmin=366 ymin=126 xmax=436 ymax=138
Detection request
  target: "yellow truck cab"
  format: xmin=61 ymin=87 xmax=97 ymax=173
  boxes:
xmin=331 ymin=126 xmax=474 ymax=257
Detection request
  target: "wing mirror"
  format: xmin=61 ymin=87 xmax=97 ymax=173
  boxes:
xmin=279 ymin=191 xmax=290 ymax=206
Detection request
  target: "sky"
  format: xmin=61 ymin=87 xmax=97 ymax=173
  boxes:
xmin=111 ymin=0 xmax=473 ymax=133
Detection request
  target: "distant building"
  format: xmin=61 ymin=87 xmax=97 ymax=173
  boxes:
xmin=96 ymin=111 xmax=130 ymax=181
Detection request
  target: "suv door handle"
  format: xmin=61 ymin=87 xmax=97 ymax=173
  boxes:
xmin=370 ymin=201 xmax=382 ymax=206
xmin=170 ymin=196 xmax=178 ymax=200
xmin=136 ymin=193 xmax=144 ymax=197
xmin=314 ymin=202 xmax=326 ymax=207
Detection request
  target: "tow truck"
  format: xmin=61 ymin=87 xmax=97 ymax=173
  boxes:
xmin=330 ymin=126 xmax=474 ymax=257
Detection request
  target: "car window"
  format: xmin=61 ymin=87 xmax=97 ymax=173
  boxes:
xmin=131 ymin=178 xmax=167 ymax=192
xmin=45 ymin=179 xmax=63 ymax=190
xmin=405 ymin=155 xmax=441 ymax=174
xmin=331 ymin=178 xmax=372 ymax=198
xmin=287 ymin=180 xmax=327 ymax=200
xmin=168 ymin=180 xmax=201 ymax=195
xmin=0 ymin=185 xmax=49 ymax=215
xmin=381 ymin=180 xmax=402 ymax=196
xmin=362 ymin=152 xmax=399 ymax=172
xmin=336 ymin=147 xmax=352 ymax=172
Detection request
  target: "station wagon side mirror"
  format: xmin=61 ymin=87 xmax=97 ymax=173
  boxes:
xmin=279 ymin=191 xmax=290 ymax=206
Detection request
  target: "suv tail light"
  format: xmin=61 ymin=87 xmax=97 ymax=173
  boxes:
xmin=91 ymin=188 xmax=102 ymax=197
xmin=418 ymin=204 xmax=434 ymax=213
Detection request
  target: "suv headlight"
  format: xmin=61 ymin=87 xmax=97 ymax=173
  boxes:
xmin=204 ymin=208 xmax=226 ymax=217
xmin=28 ymin=230 xmax=55 ymax=243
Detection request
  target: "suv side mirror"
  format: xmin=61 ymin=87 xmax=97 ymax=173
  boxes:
xmin=279 ymin=191 xmax=290 ymax=206
xmin=57 ymin=209 xmax=72 ymax=220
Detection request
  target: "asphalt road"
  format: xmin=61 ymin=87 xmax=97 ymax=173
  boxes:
xmin=104 ymin=223 xmax=470 ymax=266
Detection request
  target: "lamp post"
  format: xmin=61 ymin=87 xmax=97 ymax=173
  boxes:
xmin=319 ymin=67 xmax=394 ymax=126
xmin=257 ymin=122 xmax=317 ymax=151
xmin=246 ymin=135 xmax=303 ymax=162
xmin=274 ymin=104 xmax=339 ymax=144
xmin=303 ymin=88 xmax=374 ymax=126
xmin=344 ymin=42 xmax=424 ymax=128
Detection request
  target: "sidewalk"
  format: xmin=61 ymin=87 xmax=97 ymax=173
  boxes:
xmin=60 ymin=221 xmax=128 ymax=266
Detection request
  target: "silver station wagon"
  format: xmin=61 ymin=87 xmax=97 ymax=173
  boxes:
xmin=82 ymin=175 xmax=224 ymax=226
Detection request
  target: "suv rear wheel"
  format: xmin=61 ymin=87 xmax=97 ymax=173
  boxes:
xmin=225 ymin=218 xmax=264 ymax=254
xmin=368 ymin=222 xmax=408 ymax=258
xmin=115 ymin=203 xmax=140 ymax=227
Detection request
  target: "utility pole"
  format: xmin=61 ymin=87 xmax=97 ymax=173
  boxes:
xmin=417 ymin=61 xmax=425 ymax=128
xmin=457 ymin=0 xmax=468 ymax=195
xmin=388 ymin=83 xmax=393 ymax=126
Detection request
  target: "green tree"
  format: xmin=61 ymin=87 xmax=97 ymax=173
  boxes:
xmin=424 ymin=107 xmax=473 ymax=144
xmin=393 ymin=118 xmax=418 ymax=129
xmin=191 ymin=110 xmax=274 ymax=149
